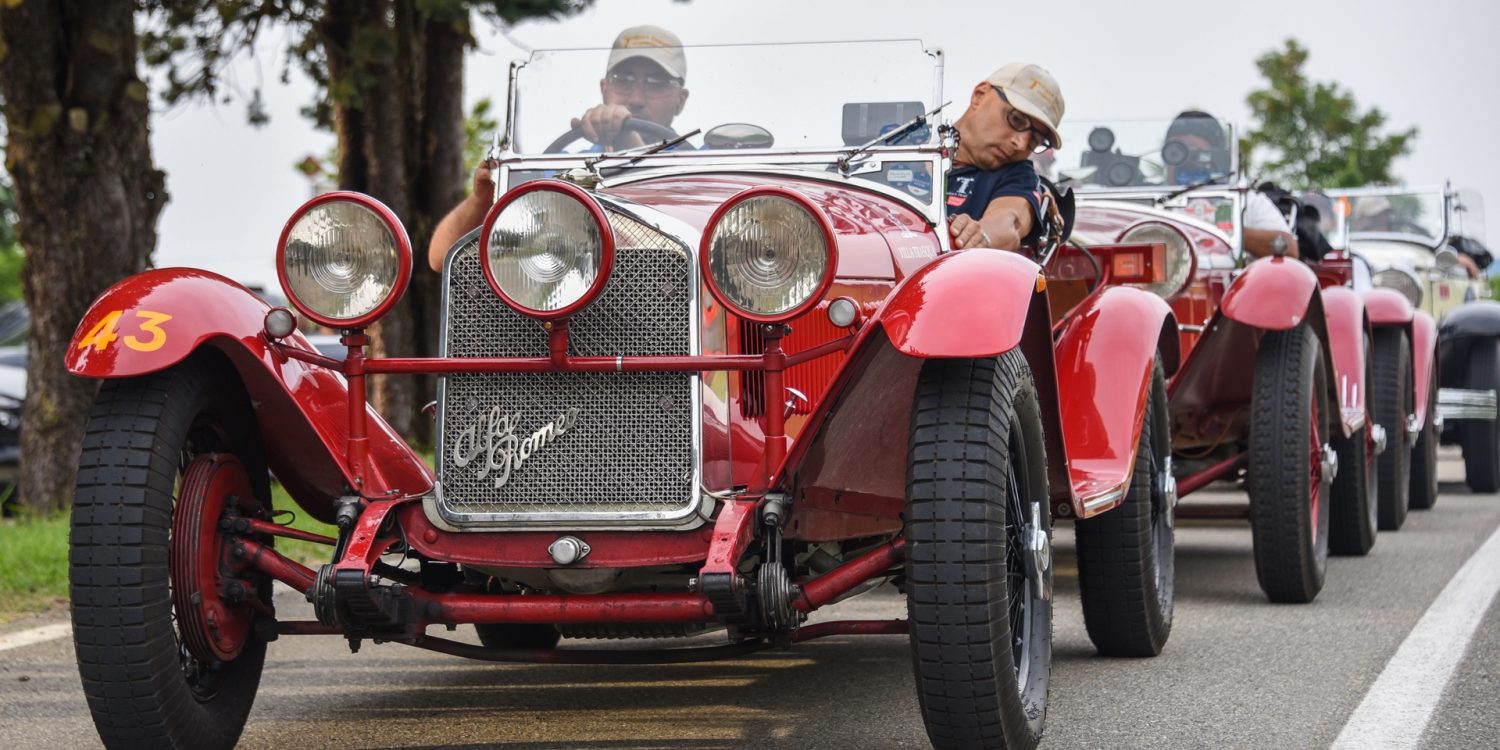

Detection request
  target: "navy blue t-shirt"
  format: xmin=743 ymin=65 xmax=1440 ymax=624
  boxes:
xmin=946 ymin=160 xmax=1044 ymax=244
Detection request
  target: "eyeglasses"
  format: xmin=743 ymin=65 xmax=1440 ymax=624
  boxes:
xmin=990 ymin=85 xmax=1052 ymax=149
xmin=605 ymin=71 xmax=684 ymax=97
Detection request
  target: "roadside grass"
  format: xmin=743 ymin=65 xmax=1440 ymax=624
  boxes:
xmin=0 ymin=511 xmax=70 ymax=623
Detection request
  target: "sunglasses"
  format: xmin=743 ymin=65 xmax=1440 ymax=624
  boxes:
xmin=990 ymin=85 xmax=1052 ymax=149
xmin=605 ymin=71 xmax=684 ymax=97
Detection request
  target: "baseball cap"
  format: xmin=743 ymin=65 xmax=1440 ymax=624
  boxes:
xmin=986 ymin=63 xmax=1065 ymax=149
xmin=606 ymin=25 xmax=686 ymax=81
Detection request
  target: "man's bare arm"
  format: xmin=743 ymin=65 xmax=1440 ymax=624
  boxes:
xmin=951 ymin=196 xmax=1034 ymax=251
xmin=427 ymin=162 xmax=496 ymax=271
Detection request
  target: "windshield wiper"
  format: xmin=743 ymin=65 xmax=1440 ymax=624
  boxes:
xmin=586 ymin=128 xmax=703 ymax=172
xmin=1155 ymin=172 xmax=1234 ymax=205
xmin=836 ymin=102 xmax=949 ymax=175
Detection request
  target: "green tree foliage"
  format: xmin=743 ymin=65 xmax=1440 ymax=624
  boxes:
xmin=1241 ymin=39 xmax=1417 ymax=189
xmin=0 ymin=175 xmax=22 ymax=303
xmin=463 ymin=97 xmax=498 ymax=193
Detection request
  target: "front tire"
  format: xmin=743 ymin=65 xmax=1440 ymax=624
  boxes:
xmin=1330 ymin=337 xmax=1377 ymax=556
xmin=1076 ymin=357 xmax=1174 ymax=656
xmin=71 ymin=354 xmax=270 ymax=750
xmin=1372 ymin=327 xmax=1413 ymax=529
xmin=1461 ymin=338 xmax=1500 ymax=493
xmin=906 ymin=352 xmax=1051 ymax=750
xmin=1409 ymin=357 xmax=1440 ymax=509
xmin=1247 ymin=323 xmax=1332 ymax=603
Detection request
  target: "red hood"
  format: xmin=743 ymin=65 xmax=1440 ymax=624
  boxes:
xmin=604 ymin=173 xmax=941 ymax=280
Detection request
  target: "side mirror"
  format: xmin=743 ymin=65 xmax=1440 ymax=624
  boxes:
xmin=703 ymin=123 xmax=774 ymax=150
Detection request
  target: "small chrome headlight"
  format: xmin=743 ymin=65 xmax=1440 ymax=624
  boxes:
xmin=480 ymin=180 xmax=613 ymax=319
xmin=1373 ymin=268 xmax=1424 ymax=307
xmin=277 ymin=192 xmax=411 ymax=329
xmin=1118 ymin=221 xmax=1195 ymax=299
xmin=701 ymin=188 xmax=836 ymax=322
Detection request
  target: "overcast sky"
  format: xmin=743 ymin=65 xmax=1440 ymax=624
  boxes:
xmin=151 ymin=0 xmax=1500 ymax=291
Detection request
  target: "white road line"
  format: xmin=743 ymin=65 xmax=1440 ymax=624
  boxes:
xmin=0 ymin=622 xmax=71 ymax=654
xmin=1331 ymin=522 xmax=1500 ymax=749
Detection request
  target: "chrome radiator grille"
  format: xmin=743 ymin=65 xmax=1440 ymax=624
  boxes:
xmin=434 ymin=212 xmax=699 ymax=527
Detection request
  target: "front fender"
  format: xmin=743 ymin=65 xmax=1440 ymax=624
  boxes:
xmin=1363 ymin=288 xmax=1414 ymax=326
xmin=1054 ymin=286 xmax=1178 ymax=517
xmin=1321 ymin=286 xmax=1370 ymax=437
xmin=1439 ymin=300 xmax=1500 ymax=340
xmin=879 ymin=248 xmax=1041 ymax=358
xmin=1220 ymin=256 xmax=1320 ymax=331
xmin=1412 ymin=311 xmax=1437 ymax=428
xmin=68 ymin=269 xmax=433 ymax=520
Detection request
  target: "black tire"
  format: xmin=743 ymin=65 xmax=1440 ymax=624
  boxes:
xmin=1372 ymin=328 xmax=1413 ymax=529
xmin=1409 ymin=358 xmax=1440 ymax=510
xmin=1075 ymin=357 xmax=1173 ymax=656
xmin=71 ymin=353 xmax=270 ymax=750
xmin=906 ymin=352 xmax=1051 ymax=750
xmin=1247 ymin=323 xmax=1332 ymax=603
xmin=1330 ymin=336 xmax=1377 ymax=556
xmin=1461 ymin=338 xmax=1500 ymax=493
xmin=475 ymin=623 xmax=562 ymax=650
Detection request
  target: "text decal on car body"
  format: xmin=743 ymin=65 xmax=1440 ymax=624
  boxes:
xmin=451 ymin=406 xmax=580 ymax=489
xmin=75 ymin=309 xmax=174 ymax=353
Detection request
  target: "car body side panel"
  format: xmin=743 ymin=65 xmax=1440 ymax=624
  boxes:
xmin=1321 ymin=286 xmax=1371 ymax=436
xmin=1053 ymin=286 xmax=1178 ymax=516
xmin=878 ymin=248 xmax=1042 ymax=358
xmin=66 ymin=269 xmax=434 ymax=518
xmin=1220 ymin=256 xmax=1321 ymax=331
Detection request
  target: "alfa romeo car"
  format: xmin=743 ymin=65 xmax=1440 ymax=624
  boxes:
xmin=66 ymin=40 xmax=1178 ymax=750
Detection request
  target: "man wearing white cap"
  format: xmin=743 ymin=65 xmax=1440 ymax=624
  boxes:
xmin=427 ymin=25 xmax=689 ymax=270
xmin=946 ymin=63 xmax=1065 ymax=252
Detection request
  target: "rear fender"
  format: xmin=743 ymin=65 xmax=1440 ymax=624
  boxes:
xmin=1220 ymin=256 xmax=1320 ymax=331
xmin=1321 ymin=286 xmax=1371 ymax=438
xmin=68 ymin=269 xmax=433 ymax=521
xmin=879 ymin=248 xmax=1042 ymax=358
xmin=1053 ymin=286 xmax=1179 ymax=517
xmin=1411 ymin=311 xmax=1437 ymax=427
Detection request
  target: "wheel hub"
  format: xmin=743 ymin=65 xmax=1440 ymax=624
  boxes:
xmin=1021 ymin=502 xmax=1051 ymax=602
xmin=170 ymin=453 xmax=262 ymax=663
xmin=1406 ymin=413 xmax=1422 ymax=441
xmin=1371 ymin=424 xmax=1389 ymax=456
xmin=1158 ymin=455 xmax=1178 ymax=530
xmin=1320 ymin=443 xmax=1339 ymax=481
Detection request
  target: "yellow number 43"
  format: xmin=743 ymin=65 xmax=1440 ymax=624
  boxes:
xmin=76 ymin=309 xmax=174 ymax=353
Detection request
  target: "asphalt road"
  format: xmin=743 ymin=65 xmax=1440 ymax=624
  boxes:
xmin=3 ymin=450 xmax=1498 ymax=749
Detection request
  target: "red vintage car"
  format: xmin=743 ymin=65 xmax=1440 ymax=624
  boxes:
xmin=65 ymin=41 xmax=1176 ymax=750
xmin=1045 ymin=116 xmax=1435 ymax=603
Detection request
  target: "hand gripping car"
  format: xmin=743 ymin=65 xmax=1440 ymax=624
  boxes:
xmin=65 ymin=41 xmax=1175 ymax=750
xmin=1048 ymin=116 xmax=1410 ymax=602
xmin=1327 ymin=185 xmax=1498 ymax=496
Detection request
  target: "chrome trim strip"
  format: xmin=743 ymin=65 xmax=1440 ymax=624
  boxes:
xmin=1438 ymin=387 xmax=1498 ymax=421
xmin=1081 ymin=486 xmax=1127 ymax=515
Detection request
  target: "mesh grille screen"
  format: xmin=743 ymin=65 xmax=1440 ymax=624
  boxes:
xmin=436 ymin=212 xmax=697 ymax=522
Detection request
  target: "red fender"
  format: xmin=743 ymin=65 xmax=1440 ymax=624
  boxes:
xmin=879 ymin=248 xmax=1041 ymax=357
xmin=1411 ymin=311 xmax=1438 ymax=428
xmin=1321 ymin=286 xmax=1371 ymax=438
xmin=67 ymin=269 xmax=433 ymax=520
xmin=1363 ymin=288 xmax=1414 ymax=325
xmin=1220 ymin=256 xmax=1320 ymax=331
xmin=1053 ymin=286 xmax=1179 ymax=517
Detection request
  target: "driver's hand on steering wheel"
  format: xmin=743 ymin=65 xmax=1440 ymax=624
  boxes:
xmin=572 ymin=104 xmax=647 ymax=150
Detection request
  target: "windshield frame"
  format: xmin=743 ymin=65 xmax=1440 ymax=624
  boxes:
xmin=1051 ymin=117 xmax=1241 ymax=194
xmin=1073 ymin=186 xmax=1245 ymax=261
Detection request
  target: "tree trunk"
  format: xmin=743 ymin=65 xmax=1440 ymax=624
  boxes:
xmin=0 ymin=1 xmax=165 ymax=512
xmin=319 ymin=0 xmax=468 ymax=448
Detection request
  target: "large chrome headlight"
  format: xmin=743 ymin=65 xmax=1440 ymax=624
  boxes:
xmin=1117 ymin=221 xmax=1195 ymax=299
xmin=277 ymin=192 xmax=412 ymax=329
xmin=700 ymin=187 xmax=836 ymax=322
xmin=1373 ymin=268 xmax=1424 ymax=306
xmin=480 ymin=180 xmax=613 ymax=319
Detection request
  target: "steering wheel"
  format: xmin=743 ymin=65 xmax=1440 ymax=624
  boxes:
xmin=543 ymin=117 xmax=679 ymax=154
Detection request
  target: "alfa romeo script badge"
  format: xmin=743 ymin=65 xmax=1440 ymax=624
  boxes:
xmin=451 ymin=406 xmax=580 ymax=489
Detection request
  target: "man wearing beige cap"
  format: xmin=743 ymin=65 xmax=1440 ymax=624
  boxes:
xmin=427 ymin=25 xmax=689 ymax=270
xmin=946 ymin=62 xmax=1065 ymax=252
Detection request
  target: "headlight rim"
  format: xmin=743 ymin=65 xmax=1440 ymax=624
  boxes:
xmin=275 ymin=190 xmax=413 ymax=330
xmin=1116 ymin=219 xmax=1197 ymax=301
xmin=478 ymin=179 xmax=615 ymax=321
xmin=698 ymin=186 xmax=839 ymax=324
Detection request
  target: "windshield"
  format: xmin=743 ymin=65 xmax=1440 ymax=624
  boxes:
xmin=506 ymin=39 xmax=940 ymax=155
xmin=1330 ymin=189 xmax=1447 ymax=247
xmin=1043 ymin=116 xmax=1237 ymax=191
